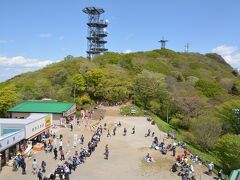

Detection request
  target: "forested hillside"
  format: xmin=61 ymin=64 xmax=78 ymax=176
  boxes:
xmin=0 ymin=49 xmax=240 ymax=172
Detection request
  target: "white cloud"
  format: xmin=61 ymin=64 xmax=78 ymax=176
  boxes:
xmin=0 ymin=56 xmax=53 ymax=68
xmin=58 ymin=36 xmax=65 ymax=40
xmin=39 ymin=33 xmax=52 ymax=38
xmin=123 ymin=49 xmax=133 ymax=54
xmin=212 ymin=45 xmax=240 ymax=69
xmin=0 ymin=56 xmax=55 ymax=82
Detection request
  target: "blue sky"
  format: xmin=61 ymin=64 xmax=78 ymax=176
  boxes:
xmin=0 ymin=0 xmax=240 ymax=81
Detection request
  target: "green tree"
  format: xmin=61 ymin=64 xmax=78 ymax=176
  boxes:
xmin=73 ymin=74 xmax=86 ymax=92
xmin=85 ymin=68 xmax=105 ymax=98
xmin=229 ymin=83 xmax=240 ymax=95
xmin=217 ymin=100 xmax=240 ymax=134
xmin=51 ymin=69 xmax=69 ymax=86
xmin=133 ymin=70 xmax=166 ymax=108
xmin=34 ymin=78 xmax=52 ymax=99
xmin=214 ymin=134 xmax=240 ymax=173
xmin=190 ymin=117 xmax=222 ymax=151
xmin=195 ymin=79 xmax=224 ymax=98
xmin=76 ymin=94 xmax=92 ymax=106
xmin=0 ymin=87 xmax=19 ymax=117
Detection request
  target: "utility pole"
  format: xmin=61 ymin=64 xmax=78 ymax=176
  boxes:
xmin=74 ymin=84 xmax=76 ymax=101
xmin=166 ymin=106 xmax=169 ymax=124
xmin=184 ymin=43 xmax=190 ymax=52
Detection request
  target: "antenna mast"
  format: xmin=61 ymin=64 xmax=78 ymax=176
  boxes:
xmin=159 ymin=37 xmax=168 ymax=49
xmin=184 ymin=43 xmax=190 ymax=52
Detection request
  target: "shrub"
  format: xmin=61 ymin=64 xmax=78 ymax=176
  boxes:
xmin=214 ymin=134 xmax=240 ymax=173
xmin=195 ymin=79 xmax=224 ymax=98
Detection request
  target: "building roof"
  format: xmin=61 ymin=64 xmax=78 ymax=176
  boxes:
xmin=8 ymin=101 xmax=75 ymax=113
xmin=0 ymin=113 xmax=49 ymax=124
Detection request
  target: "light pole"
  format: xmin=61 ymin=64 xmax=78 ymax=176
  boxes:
xmin=166 ymin=97 xmax=174 ymax=124
xmin=73 ymin=84 xmax=76 ymax=102
xmin=167 ymin=105 xmax=169 ymax=124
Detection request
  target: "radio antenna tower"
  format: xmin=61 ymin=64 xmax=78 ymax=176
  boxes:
xmin=83 ymin=7 xmax=108 ymax=60
xmin=184 ymin=43 xmax=190 ymax=52
xmin=159 ymin=37 xmax=168 ymax=49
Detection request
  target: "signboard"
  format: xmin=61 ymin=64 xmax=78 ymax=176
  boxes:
xmin=25 ymin=114 xmax=52 ymax=139
xmin=131 ymin=108 xmax=137 ymax=114
xmin=45 ymin=115 xmax=52 ymax=128
xmin=0 ymin=129 xmax=25 ymax=151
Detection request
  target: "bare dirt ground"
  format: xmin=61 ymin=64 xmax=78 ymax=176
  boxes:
xmin=70 ymin=106 xmax=213 ymax=180
xmin=0 ymin=105 xmax=214 ymax=180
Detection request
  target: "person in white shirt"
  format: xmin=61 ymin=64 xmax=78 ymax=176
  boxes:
xmin=208 ymin=162 xmax=214 ymax=176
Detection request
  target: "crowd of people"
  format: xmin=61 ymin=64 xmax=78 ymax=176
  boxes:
xmin=44 ymin=125 xmax=105 ymax=180
xmin=9 ymin=115 xmax=222 ymax=180
xmin=149 ymin=134 xmax=199 ymax=180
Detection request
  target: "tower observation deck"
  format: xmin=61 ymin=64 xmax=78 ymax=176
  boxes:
xmin=83 ymin=7 xmax=108 ymax=60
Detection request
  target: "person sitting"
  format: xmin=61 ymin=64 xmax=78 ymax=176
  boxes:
xmin=167 ymin=144 xmax=172 ymax=150
xmin=171 ymin=163 xmax=178 ymax=172
xmin=161 ymin=147 xmax=167 ymax=155
xmin=145 ymin=129 xmax=151 ymax=137
xmin=189 ymin=164 xmax=195 ymax=174
xmin=159 ymin=142 xmax=165 ymax=147
xmin=117 ymin=121 xmax=121 ymax=127
xmin=144 ymin=153 xmax=155 ymax=162
xmin=184 ymin=149 xmax=189 ymax=156
xmin=177 ymin=154 xmax=183 ymax=162
xmin=178 ymin=167 xmax=186 ymax=176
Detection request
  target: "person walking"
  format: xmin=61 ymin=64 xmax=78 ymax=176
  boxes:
xmin=217 ymin=169 xmax=223 ymax=180
xmin=41 ymin=160 xmax=46 ymax=173
xmin=104 ymin=144 xmax=109 ymax=160
xmin=54 ymin=147 xmax=58 ymax=160
xmin=32 ymin=159 xmax=38 ymax=175
xmin=208 ymin=162 xmax=214 ymax=176
xmin=132 ymin=126 xmax=135 ymax=134
xmin=113 ymin=126 xmax=117 ymax=136
xmin=37 ymin=168 xmax=43 ymax=180
xmin=60 ymin=149 xmax=65 ymax=161
xmin=59 ymin=139 xmax=63 ymax=151
xmin=172 ymin=147 xmax=176 ymax=157
xmin=107 ymin=130 xmax=111 ymax=137
xmin=123 ymin=128 xmax=127 ymax=136
xmin=151 ymin=131 xmax=155 ymax=137
xmin=21 ymin=161 xmax=26 ymax=175
xmin=80 ymin=134 xmax=84 ymax=145
xmin=70 ymin=123 xmax=73 ymax=131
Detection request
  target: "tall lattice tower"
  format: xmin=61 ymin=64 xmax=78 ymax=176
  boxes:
xmin=83 ymin=7 xmax=108 ymax=60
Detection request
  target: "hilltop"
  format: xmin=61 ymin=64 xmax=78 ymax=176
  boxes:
xmin=1 ymin=49 xmax=239 ymax=103
xmin=0 ymin=49 xmax=240 ymax=173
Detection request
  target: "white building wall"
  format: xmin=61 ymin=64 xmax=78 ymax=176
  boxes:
xmin=25 ymin=114 xmax=52 ymax=139
xmin=11 ymin=112 xmax=30 ymax=119
xmin=0 ymin=129 xmax=25 ymax=152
